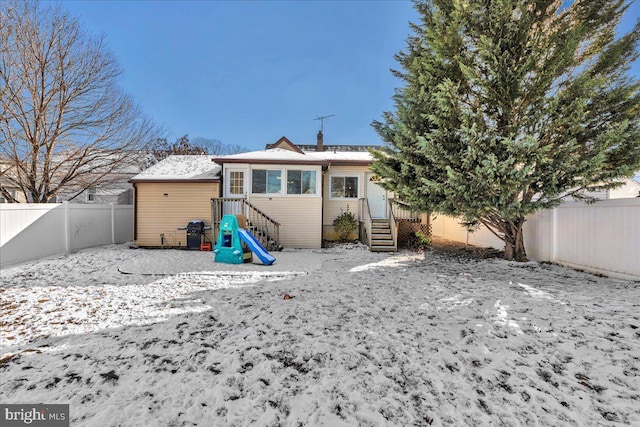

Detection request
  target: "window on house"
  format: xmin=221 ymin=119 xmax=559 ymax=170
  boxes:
xmin=287 ymin=170 xmax=317 ymax=195
xmin=252 ymin=169 xmax=281 ymax=194
xmin=229 ymin=171 xmax=244 ymax=195
xmin=87 ymin=187 xmax=96 ymax=203
xmin=331 ymin=176 xmax=358 ymax=198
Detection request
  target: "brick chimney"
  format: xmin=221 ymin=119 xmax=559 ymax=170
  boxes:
xmin=316 ymin=130 xmax=324 ymax=152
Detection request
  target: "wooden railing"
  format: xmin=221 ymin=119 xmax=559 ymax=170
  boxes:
xmin=389 ymin=199 xmax=421 ymax=221
xmin=211 ymin=198 xmax=281 ymax=251
xmin=359 ymin=198 xmax=373 ymax=248
xmin=387 ymin=199 xmax=398 ymax=251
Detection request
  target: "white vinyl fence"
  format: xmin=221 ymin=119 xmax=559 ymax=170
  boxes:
xmin=431 ymin=198 xmax=640 ymax=280
xmin=0 ymin=202 xmax=133 ymax=269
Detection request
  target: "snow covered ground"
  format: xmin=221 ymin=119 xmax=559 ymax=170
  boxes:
xmin=1 ymin=242 xmax=639 ymax=426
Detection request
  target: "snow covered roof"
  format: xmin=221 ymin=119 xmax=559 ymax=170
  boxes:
xmin=130 ymin=155 xmax=220 ymax=182
xmin=305 ymin=149 xmax=373 ymax=162
xmin=215 ymin=148 xmax=322 ymax=163
xmin=215 ymin=147 xmax=374 ymax=164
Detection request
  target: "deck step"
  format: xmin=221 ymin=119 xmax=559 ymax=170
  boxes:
xmin=370 ymin=245 xmax=396 ymax=252
xmin=372 ymin=238 xmax=393 ymax=244
xmin=371 ymin=232 xmax=392 ymax=237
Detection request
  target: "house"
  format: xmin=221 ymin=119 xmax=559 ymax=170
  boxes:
xmin=211 ymin=131 xmax=428 ymax=251
xmin=129 ymin=133 xmax=428 ymax=251
xmin=54 ymin=152 xmax=153 ymax=205
xmin=129 ymin=156 xmax=221 ymax=247
xmin=1 ymin=152 xmax=151 ymax=204
xmin=565 ymin=174 xmax=640 ymax=201
xmin=0 ymin=160 xmax=28 ymax=203
xmin=608 ymin=175 xmax=640 ymax=199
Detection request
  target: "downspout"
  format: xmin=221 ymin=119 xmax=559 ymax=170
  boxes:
xmin=133 ymin=183 xmax=138 ymax=242
xmin=321 ymin=163 xmax=329 ymax=247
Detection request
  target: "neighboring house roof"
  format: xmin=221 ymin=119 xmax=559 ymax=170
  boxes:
xmin=130 ymin=155 xmax=221 ymax=182
xmin=288 ymin=144 xmax=378 ymax=153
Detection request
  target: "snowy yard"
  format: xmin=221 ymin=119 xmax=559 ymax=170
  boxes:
xmin=1 ymin=242 xmax=639 ymax=426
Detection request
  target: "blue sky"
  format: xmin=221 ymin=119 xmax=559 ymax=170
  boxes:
xmin=61 ymin=1 xmax=639 ymax=152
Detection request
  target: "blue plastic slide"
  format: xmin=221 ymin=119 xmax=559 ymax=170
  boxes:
xmin=238 ymin=229 xmax=276 ymax=265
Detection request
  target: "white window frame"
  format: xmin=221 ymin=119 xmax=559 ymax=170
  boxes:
xmin=251 ymin=168 xmax=283 ymax=195
xmin=227 ymin=169 xmax=246 ymax=197
xmin=286 ymin=169 xmax=319 ymax=196
xmin=330 ymin=175 xmax=359 ymax=199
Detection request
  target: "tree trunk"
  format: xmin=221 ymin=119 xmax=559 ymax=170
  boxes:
xmin=503 ymin=219 xmax=527 ymax=261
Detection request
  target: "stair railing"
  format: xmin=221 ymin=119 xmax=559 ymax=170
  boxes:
xmin=389 ymin=198 xmax=421 ymax=221
xmin=211 ymin=198 xmax=281 ymax=251
xmin=387 ymin=198 xmax=398 ymax=251
xmin=359 ymin=198 xmax=373 ymax=248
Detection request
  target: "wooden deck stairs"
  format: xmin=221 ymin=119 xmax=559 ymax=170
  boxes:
xmin=370 ymin=218 xmax=396 ymax=252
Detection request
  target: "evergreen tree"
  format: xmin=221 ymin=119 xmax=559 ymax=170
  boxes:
xmin=372 ymin=0 xmax=640 ymax=260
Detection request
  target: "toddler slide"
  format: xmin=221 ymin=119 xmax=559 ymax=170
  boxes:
xmin=238 ymin=229 xmax=276 ymax=265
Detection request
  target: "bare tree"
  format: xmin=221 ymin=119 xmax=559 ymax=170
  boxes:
xmin=149 ymin=135 xmax=248 ymax=163
xmin=0 ymin=1 xmax=161 ymax=203
xmin=191 ymin=137 xmax=248 ymax=156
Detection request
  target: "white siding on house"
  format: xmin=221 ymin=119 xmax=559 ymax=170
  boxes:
xmin=322 ymin=165 xmax=372 ymax=241
xmin=323 ymin=165 xmax=370 ymax=225
xmin=237 ymin=164 xmax=324 ymax=248
xmin=609 ymin=179 xmax=640 ymax=199
xmin=219 ymin=163 xmax=372 ymax=247
xmin=249 ymin=197 xmax=322 ymax=248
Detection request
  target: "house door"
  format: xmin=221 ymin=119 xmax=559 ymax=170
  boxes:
xmin=366 ymin=173 xmax=387 ymax=219
xmin=225 ymin=169 xmax=246 ymax=198
xmin=223 ymin=168 xmax=247 ymax=217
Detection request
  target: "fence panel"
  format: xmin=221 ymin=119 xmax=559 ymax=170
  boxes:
xmin=0 ymin=204 xmax=66 ymax=267
xmin=0 ymin=204 xmax=58 ymax=246
xmin=431 ymin=198 xmax=640 ymax=280
xmin=553 ymin=199 xmax=639 ymax=279
xmin=1 ymin=203 xmax=133 ymax=269
xmin=113 ymin=205 xmax=134 ymax=244
xmin=68 ymin=204 xmax=113 ymax=251
xmin=522 ymin=209 xmax=553 ymax=261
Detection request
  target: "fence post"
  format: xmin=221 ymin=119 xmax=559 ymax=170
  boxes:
xmin=64 ymin=201 xmax=71 ymax=253
xmin=551 ymin=207 xmax=557 ymax=262
xmin=111 ymin=203 xmax=116 ymax=244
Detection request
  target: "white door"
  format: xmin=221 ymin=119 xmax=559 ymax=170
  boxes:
xmin=225 ymin=168 xmax=246 ymax=198
xmin=223 ymin=168 xmax=247 ymax=217
xmin=366 ymin=173 xmax=387 ymax=219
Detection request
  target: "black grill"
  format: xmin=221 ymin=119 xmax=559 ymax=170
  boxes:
xmin=186 ymin=220 xmax=205 ymax=249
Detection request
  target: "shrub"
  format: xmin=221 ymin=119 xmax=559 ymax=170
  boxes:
xmin=415 ymin=231 xmax=431 ymax=250
xmin=333 ymin=209 xmax=358 ymax=241
xmin=406 ymin=230 xmax=431 ymax=251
